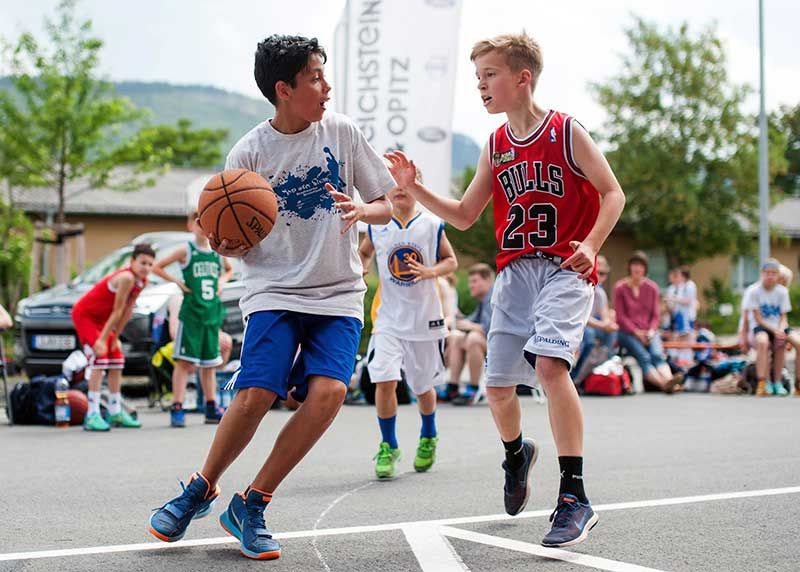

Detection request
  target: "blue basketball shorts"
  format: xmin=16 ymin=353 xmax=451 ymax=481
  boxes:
xmin=224 ymin=310 xmax=362 ymax=401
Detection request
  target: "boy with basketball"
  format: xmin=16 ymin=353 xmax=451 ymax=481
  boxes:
xmin=385 ymin=32 xmax=625 ymax=547
xmin=149 ymin=35 xmax=394 ymax=560
xmin=151 ymin=210 xmax=233 ymax=426
xmin=71 ymin=243 xmax=155 ymax=431
xmin=358 ymin=171 xmax=457 ymax=479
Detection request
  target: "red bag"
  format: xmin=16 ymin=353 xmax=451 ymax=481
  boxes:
xmin=582 ymin=370 xmax=632 ymax=396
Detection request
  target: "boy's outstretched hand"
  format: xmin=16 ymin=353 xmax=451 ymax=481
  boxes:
xmin=327 ymin=183 xmax=365 ymax=234
xmin=561 ymin=240 xmax=596 ymax=280
xmin=384 ymin=151 xmax=418 ymax=189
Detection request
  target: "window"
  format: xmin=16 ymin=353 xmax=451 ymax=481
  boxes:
xmin=730 ymin=255 xmax=759 ymax=292
xmin=644 ymin=250 xmax=668 ymax=288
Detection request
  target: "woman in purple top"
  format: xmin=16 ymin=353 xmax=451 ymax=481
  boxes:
xmin=613 ymin=251 xmax=682 ymax=393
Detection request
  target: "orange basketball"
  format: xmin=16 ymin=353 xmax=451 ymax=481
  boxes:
xmin=67 ymin=390 xmax=88 ymax=426
xmin=197 ymin=169 xmax=278 ymax=249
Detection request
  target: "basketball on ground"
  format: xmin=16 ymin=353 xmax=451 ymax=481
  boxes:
xmin=197 ymin=169 xmax=278 ymax=249
xmin=67 ymin=390 xmax=88 ymax=426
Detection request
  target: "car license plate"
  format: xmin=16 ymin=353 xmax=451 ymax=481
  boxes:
xmin=33 ymin=334 xmax=76 ymax=351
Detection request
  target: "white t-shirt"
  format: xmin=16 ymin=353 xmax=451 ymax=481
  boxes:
xmin=666 ymin=280 xmax=698 ymax=320
xmin=225 ymin=112 xmax=395 ymax=322
xmin=743 ymin=282 xmax=791 ymax=333
xmin=369 ymin=212 xmax=447 ymax=341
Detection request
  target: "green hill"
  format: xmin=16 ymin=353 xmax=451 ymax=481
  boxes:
xmin=0 ymin=78 xmax=481 ymax=176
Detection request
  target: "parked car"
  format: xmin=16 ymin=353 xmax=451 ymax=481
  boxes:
xmin=14 ymin=232 xmax=245 ymax=378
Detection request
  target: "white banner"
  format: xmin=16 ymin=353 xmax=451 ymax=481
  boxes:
xmin=334 ymin=0 xmax=462 ymax=198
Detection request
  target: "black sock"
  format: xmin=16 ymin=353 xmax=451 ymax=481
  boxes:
xmin=503 ymin=434 xmax=525 ymax=471
xmin=171 ymin=402 xmax=182 ymax=411
xmin=446 ymin=383 xmax=459 ymax=395
xmin=205 ymin=400 xmax=216 ymax=413
xmin=558 ymin=456 xmax=588 ymax=503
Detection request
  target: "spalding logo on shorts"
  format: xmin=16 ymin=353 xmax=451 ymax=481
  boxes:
xmin=388 ymin=246 xmax=423 ymax=283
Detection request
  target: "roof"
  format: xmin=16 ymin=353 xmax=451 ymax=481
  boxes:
xmin=767 ymin=197 xmax=800 ymax=238
xmin=11 ymin=168 xmax=215 ymax=217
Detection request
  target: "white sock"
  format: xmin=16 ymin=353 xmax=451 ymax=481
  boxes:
xmin=88 ymin=391 xmax=101 ymax=416
xmin=108 ymin=392 xmax=122 ymax=415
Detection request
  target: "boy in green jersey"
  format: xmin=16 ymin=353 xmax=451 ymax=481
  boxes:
xmin=152 ymin=211 xmax=234 ymax=426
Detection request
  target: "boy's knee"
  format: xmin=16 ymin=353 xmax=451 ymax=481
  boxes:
xmin=535 ymin=355 xmax=569 ymax=382
xmin=236 ymin=387 xmax=274 ymax=417
xmin=487 ymin=386 xmax=516 ymax=405
xmin=310 ymin=378 xmax=348 ymax=407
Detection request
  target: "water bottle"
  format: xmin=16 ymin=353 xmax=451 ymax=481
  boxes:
xmin=54 ymin=377 xmax=71 ymax=428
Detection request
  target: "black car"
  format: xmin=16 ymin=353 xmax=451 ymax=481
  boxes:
xmin=14 ymin=231 xmax=245 ymax=378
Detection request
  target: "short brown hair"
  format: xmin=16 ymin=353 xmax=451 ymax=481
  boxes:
xmin=628 ymin=250 xmax=649 ymax=274
xmin=470 ymin=32 xmax=543 ymax=90
xmin=132 ymin=243 xmax=155 ymax=259
xmin=468 ymin=263 xmax=495 ymax=280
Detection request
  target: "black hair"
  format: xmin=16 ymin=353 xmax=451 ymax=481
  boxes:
xmin=254 ymin=35 xmax=327 ymax=105
xmin=132 ymin=243 xmax=155 ymax=259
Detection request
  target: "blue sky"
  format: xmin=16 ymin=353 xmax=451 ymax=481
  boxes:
xmin=1 ymin=0 xmax=798 ymax=145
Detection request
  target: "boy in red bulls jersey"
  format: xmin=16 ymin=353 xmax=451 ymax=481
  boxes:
xmin=71 ymin=243 xmax=155 ymax=431
xmin=386 ymin=32 xmax=625 ymax=547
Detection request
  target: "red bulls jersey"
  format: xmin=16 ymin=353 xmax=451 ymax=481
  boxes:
xmin=73 ymin=267 xmax=146 ymax=323
xmin=489 ymin=110 xmax=600 ymax=283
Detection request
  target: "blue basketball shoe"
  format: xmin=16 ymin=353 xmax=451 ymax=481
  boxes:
xmin=219 ymin=488 xmax=281 ymax=560
xmin=541 ymin=494 xmax=599 ymax=547
xmin=148 ymin=473 xmax=220 ymax=542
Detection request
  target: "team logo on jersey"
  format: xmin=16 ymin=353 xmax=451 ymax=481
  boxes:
xmin=493 ymin=148 xmax=515 ymax=167
xmin=549 ymin=126 xmax=557 ymax=142
xmin=388 ymin=245 xmax=423 ymax=284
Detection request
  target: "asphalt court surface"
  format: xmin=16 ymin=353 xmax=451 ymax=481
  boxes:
xmin=1 ymin=393 xmax=798 ymax=571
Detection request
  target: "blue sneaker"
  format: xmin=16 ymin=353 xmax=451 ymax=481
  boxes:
xmin=541 ymin=494 xmax=599 ymax=547
xmin=219 ymin=488 xmax=281 ymax=560
xmin=502 ymin=438 xmax=539 ymax=516
xmin=148 ymin=473 xmax=220 ymax=542
xmin=170 ymin=406 xmax=185 ymax=428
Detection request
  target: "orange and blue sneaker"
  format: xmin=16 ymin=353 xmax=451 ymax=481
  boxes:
xmin=541 ymin=494 xmax=599 ymax=548
xmin=219 ymin=488 xmax=281 ymax=560
xmin=148 ymin=473 xmax=220 ymax=542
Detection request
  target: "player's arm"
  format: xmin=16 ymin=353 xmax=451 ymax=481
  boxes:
xmin=385 ymin=148 xmax=493 ymax=231
xmin=152 ymin=246 xmax=190 ymax=293
xmin=407 ymin=230 xmax=458 ymax=281
xmin=326 ymin=184 xmax=392 ymax=233
xmin=0 ymin=303 xmax=12 ymax=330
xmin=95 ymin=273 xmax=135 ymax=352
xmin=218 ymin=257 xmax=234 ymax=294
xmin=560 ymin=124 xmax=626 ymax=279
xmin=168 ymin=293 xmax=182 ymax=341
xmin=358 ymin=232 xmax=376 ymax=276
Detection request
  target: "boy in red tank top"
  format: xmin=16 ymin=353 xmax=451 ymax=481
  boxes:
xmin=71 ymin=243 xmax=155 ymax=431
xmin=385 ymin=32 xmax=625 ymax=547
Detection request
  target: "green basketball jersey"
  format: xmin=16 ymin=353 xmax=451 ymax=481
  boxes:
xmin=179 ymin=241 xmax=224 ymax=326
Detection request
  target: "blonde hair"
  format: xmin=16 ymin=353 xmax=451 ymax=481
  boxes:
xmin=470 ymin=32 xmax=543 ymax=90
xmin=779 ymin=264 xmax=793 ymax=286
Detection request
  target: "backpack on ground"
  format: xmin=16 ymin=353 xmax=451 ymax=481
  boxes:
xmin=582 ymin=357 xmax=632 ymax=396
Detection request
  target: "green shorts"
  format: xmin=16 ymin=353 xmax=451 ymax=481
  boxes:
xmin=173 ymin=318 xmax=223 ymax=367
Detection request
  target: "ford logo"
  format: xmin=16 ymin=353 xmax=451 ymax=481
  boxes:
xmin=417 ymin=126 xmax=447 ymax=143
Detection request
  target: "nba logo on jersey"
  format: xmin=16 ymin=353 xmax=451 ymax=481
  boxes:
xmin=549 ymin=126 xmax=557 ymax=142
xmin=388 ymin=244 xmax=423 ymax=285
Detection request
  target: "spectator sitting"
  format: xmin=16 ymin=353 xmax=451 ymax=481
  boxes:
xmin=614 ymin=251 xmax=683 ymax=393
xmin=446 ymin=263 xmax=494 ymax=405
xmin=744 ymin=259 xmax=792 ymax=396
xmin=664 ymin=266 xmax=698 ymax=363
xmin=572 ymin=255 xmax=618 ymax=380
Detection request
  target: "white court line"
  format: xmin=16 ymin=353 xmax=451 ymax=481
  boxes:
xmin=439 ymin=527 xmax=665 ymax=572
xmin=2 ymin=485 xmax=799 ymax=562
xmin=403 ymin=525 xmax=470 ymax=572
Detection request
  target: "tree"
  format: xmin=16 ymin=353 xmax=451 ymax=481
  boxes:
xmin=590 ymin=17 xmax=787 ymax=266
xmin=121 ymin=118 xmax=228 ymax=168
xmin=445 ymin=166 xmax=497 ymax=267
xmin=0 ymin=1 xmax=227 ymax=225
xmin=0 ymin=199 xmax=34 ymax=313
xmin=774 ymin=103 xmax=800 ymax=196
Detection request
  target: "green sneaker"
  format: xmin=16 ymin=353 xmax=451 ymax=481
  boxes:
xmin=108 ymin=410 xmax=142 ymax=428
xmin=772 ymin=382 xmax=789 ymax=396
xmin=414 ymin=436 xmax=438 ymax=473
xmin=83 ymin=412 xmax=110 ymax=432
xmin=374 ymin=442 xmax=401 ymax=479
